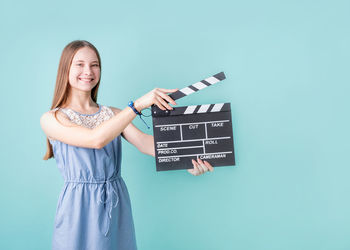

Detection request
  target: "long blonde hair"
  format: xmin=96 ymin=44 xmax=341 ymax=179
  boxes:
xmin=43 ymin=40 xmax=102 ymax=160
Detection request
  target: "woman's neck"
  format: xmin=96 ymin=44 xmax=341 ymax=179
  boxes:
xmin=63 ymin=92 xmax=98 ymax=113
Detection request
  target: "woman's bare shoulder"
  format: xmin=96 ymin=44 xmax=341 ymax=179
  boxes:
xmin=43 ymin=108 xmax=76 ymax=126
xmin=107 ymin=106 xmax=122 ymax=115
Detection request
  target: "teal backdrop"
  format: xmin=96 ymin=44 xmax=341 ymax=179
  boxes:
xmin=1 ymin=0 xmax=349 ymax=249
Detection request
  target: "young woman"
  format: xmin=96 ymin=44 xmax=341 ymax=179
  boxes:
xmin=40 ymin=40 xmax=214 ymax=250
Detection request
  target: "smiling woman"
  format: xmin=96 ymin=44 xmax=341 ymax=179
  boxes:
xmin=66 ymin=47 xmax=101 ymax=108
xmin=40 ymin=40 xmax=213 ymax=250
xmin=70 ymin=54 xmax=100 ymax=87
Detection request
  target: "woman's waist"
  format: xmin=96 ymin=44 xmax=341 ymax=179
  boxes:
xmin=63 ymin=175 xmax=122 ymax=184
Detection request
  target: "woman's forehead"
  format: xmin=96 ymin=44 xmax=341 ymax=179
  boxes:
xmin=73 ymin=47 xmax=98 ymax=62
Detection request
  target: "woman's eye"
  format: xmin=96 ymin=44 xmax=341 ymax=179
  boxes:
xmin=76 ymin=64 xmax=83 ymax=66
xmin=92 ymin=64 xmax=99 ymax=67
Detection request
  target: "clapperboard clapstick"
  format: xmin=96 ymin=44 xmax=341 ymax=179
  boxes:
xmin=152 ymin=72 xmax=235 ymax=171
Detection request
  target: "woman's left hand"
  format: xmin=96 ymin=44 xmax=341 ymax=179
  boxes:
xmin=188 ymin=157 xmax=214 ymax=176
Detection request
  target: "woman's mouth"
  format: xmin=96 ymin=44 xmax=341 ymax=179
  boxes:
xmin=79 ymin=77 xmax=94 ymax=83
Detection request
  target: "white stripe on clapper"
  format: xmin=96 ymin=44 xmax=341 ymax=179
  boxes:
xmin=192 ymin=81 xmax=207 ymax=90
xmin=180 ymin=87 xmax=195 ymax=95
xmin=197 ymin=104 xmax=210 ymax=113
xmin=211 ymin=103 xmax=224 ymax=112
xmin=184 ymin=105 xmax=197 ymax=114
xmin=205 ymin=76 xmax=220 ymax=84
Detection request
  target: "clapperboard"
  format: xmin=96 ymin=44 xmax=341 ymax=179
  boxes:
xmin=151 ymin=72 xmax=235 ymax=171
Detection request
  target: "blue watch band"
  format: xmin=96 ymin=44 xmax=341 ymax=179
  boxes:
xmin=128 ymin=101 xmax=141 ymax=115
xmin=127 ymin=101 xmax=150 ymax=129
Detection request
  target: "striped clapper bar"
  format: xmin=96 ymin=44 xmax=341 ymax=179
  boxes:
xmin=151 ymin=72 xmax=235 ymax=171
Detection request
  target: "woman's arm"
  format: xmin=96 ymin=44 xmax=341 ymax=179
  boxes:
xmin=40 ymin=88 xmax=178 ymax=149
xmin=40 ymin=105 xmax=138 ymax=149
xmin=110 ymin=107 xmax=155 ymax=156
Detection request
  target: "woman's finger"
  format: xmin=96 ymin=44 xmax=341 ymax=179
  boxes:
xmin=195 ymin=158 xmax=205 ymax=174
xmin=191 ymin=159 xmax=200 ymax=175
xmin=156 ymin=96 xmax=173 ymax=110
xmin=197 ymin=157 xmax=208 ymax=173
xmin=198 ymin=162 xmax=208 ymax=173
xmin=203 ymin=160 xmax=214 ymax=172
xmin=157 ymin=90 xmax=177 ymax=105
xmin=191 ymin=159 xmax=201 ymax=176
xmin=154 ymin=100 xmax=166 ymax=110
xmin=157 ymin=88 xmax=179 ymax=93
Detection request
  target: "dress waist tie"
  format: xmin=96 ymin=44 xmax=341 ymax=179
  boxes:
xmin=65 ymin=176 xmax=121 ymax=237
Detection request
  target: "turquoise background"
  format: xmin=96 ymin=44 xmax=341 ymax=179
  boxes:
xmin=1 ymin=0 xmax=349 ymax=249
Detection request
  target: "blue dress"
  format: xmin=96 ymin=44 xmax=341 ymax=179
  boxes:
xmin=48 ymin=104 xmax=137 ymax=250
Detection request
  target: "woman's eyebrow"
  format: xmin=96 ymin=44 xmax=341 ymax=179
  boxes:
xmin=73 ymin=60 xmax=99 ymax=63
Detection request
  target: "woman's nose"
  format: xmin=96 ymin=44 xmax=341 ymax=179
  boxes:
xmin=83 ymin=66 xmax=92 ymax=75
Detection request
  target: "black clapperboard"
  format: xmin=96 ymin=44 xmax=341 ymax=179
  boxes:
xmin=151 ymin=72 xmax=235 ymax=171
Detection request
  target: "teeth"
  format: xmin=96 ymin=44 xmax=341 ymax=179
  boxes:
xmin=79 ymin=78 xmax=93 ymax=81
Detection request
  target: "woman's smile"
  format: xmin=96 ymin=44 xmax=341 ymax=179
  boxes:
xmin=79 ymin=77 xmax=94 ymax=83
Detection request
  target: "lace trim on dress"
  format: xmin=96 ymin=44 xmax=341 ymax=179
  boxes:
xmin=60 ymin=105 xmax=115 ymax=129
xmin=48 ymin=105 xmax=116 ymax=141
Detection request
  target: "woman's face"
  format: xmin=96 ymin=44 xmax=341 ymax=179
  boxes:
xmin=68 ymin=47 xmax=100 ymax=92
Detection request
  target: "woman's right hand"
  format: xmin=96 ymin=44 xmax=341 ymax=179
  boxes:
xmin=134 ymin=88 xmax=179 ymax=112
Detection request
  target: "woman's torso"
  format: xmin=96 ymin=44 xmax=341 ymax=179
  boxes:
xmin=48 ymin=104 xmax=122 ymax=182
